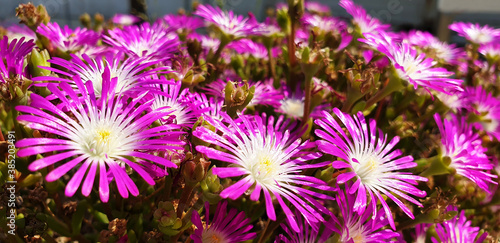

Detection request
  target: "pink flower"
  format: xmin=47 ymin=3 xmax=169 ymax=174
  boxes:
xmin=315 ymin=108 xmax=428 ymax=229
xmin=194 ymin=113 xmax=335 ymax=232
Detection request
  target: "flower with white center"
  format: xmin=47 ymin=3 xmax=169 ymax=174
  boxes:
xmin=434 ymin=113 xmax=497 ymax=193
xmin=150 ymin=79 xmax=208 ymax=127
xmin=315 ymin=108 xmax=428 ymax=229
xmin=191 ymin=201 xmax=256 ymax=243
xmin=110 ymin=13 xmax=141 ymax=26
xmin=194 ymin=4 xmax=260 ymax=38
xmin=479 ymin=42 xmax=500 ymax=61
xmin=15 ymin=75 xmax=184 ymax=203
xmin=104 ymin=22 xmax=179 ymax=61
xmin=464 ymin=86 xmax=500 ymax=141
xmin=33 ymin=53 xmax=168 ymax=96
xmin=280 ymin=98 xmax=305 ymax=118
xmin=361 ymin=33 xmax=463 ymax=94
xmin=193 ymin=113 xmax=335 ymax=232
xmin=449 ymin=22 xmax=500 ymax=45
xmin=37 ymin=22 xmax=99 ymax=52
xmin=403 ymin=30 xmax=464 ymax=65
xmin=432 ymin=206 xmax=488 ymax=243
xmin=302 ymin=14 xmax=346 ymax=35
xmin=335 ymin=187 xmax=400 ymax=242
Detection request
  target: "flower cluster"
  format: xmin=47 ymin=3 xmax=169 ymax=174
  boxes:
xmin=1 ymin=1 xmax=499 ymax=242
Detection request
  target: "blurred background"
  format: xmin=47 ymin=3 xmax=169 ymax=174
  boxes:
xmin=1 ymin=0 xmax=499 ymax=44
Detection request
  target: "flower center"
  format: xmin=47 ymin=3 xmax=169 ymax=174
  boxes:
xmin=257 ymin=155 xmax=276 ymax=176
xmin=202 ymin=228 xmax=228 ymax=243
xmin=280 ymin=98 xmax=304 ymax=117
xmin=82 ymin=125 xmax=120 ymax=159
xmin=351 ymin=156 xmax=381 ymax=184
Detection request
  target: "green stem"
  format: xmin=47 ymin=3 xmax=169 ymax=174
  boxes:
xmin=419 ymin=155 xmax=451 ymax=177
xmin=301 ymin=73 xmax=313 ymax=127
xmin=176 ymin=182 xmax=196 ymax=218
xmin=267 ymin=46 xmax=278 ymax=83
xmin=365 ymin=76 xmax=404 ymax=108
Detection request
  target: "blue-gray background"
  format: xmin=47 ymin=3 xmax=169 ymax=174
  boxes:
xmin=1 ymin=0 xmax=499 ymax=44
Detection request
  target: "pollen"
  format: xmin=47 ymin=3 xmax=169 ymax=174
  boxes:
xmin=257 ymin=155 xmax=274 ymax=176
xmin=96 ymin=129 xmax=112 ymax=143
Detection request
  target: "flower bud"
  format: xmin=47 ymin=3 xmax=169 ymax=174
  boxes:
xmin=153 ymin=201 xmax=183 ymax=236
xmin=28 ymin=48 xmax=51 ymax=78
xmin=16 ymin=3 xmax=50 ymax=32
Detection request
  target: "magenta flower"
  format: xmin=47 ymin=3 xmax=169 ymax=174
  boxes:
xmin=276 ymin=210 xmax=337 ymax=243
xmin=302 ymin=14 xmax=347 ymax=35
xmin=104 ymin=22 xmax=179 ymax=61
xmin=110 ymin=13 xmax=141 ymax=25
xmin=6 ymin=25 xmax=36 ymax=42
xmin=159 ymin=14 xmax=204 ymax=33
xmin=479 ymin=42 xmax=500 ymax=61
xmin=0 ymin=36 xmax=35 ymax=83
xmin=339 ymin=0 xmax=390 ymax=35
xmin=432 ymin=206 xmax=488 ymax=243
xmin=335 ymin=187 xmax=400 ymax=242
xmin=227 ymin=39 xmax=272 ymax=60
xmin=37 ymin=22 xmax=99 ymax=52
xmin=191 ymin=201 xmax=256 ymax=243
xmin=15 ymin=76 xmax=184 ymax=203
xmin=449 ymin=22 xmax=500 ymax=45
xmin=149 ymin=79 xmax=208 ymax=127
xmin=193 ymin=113 xmax=335 ymax=232
xmin=194 ymin=4 xmax=259 ymax=38
xmin=403 ymin=30 xmax=464 ymax=65
xmin=304 ymin=1 xmax=331 ymax=15
xmin=434 ymin=114 xmax=497 ymax=193
xmin=33 ymin=53 xmax=168 ymax=96
xmin=315 ymin=108 xmax=428 ymax=229
xmin=362 ymin=33 xmax=463 ymax=94
xmin=464 ymin=86 xmax=500 ymax=141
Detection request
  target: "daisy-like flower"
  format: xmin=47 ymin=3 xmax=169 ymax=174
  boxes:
xmin=193 ymin=113 xmax=335 ymax=232
xmin=0 ymin=36 xmax=35 ymax=83
xmin=110 ymin=13 xmax=141 ymax=26
xmin=339 ymin=0 xmax=390 ymax=35
xmin=435 ymin=89 xmax=467 ymax=111
xmin=302 ymin=14 xmax=346 ymax=35
xmin=227 ymin=39 xmax=271 ymax=60
xmin=479 ymin=42 xmax=500 ymax=62
xmin=449 ymin=22 xmax=500 ymax=45
xmin=434 ymin=113 xmax=497 ymax=193
xmin=361 ymin=33 xmax=463 ymax=94
xmin=104 ymin=22 xmax=179 ymax=61
xmin=403 ymin=30 xmax=464 ymax=65
xmin=464 ymin=86 xmax=500 ymax=141
xmin=37 ymin=22 xmax=100 ymax=52
xmin=315 ymin=108 xmax=428 ymax=229
xmin=149 ymin=79 xmax=208 ymax=127
xmin=335 ymin=187 xmax=400 ymax=242
xmin=159 ymin=14 xmax=204 ymax=34
xmin=432 ymin=206 xmax=488 ymax=243
xmin=33 ymin=53 xmax=167 ymax=96
xmin=304 ymin=1 xmax=331 ymax=15
xmin=191 ymin=201 xmax=256 ymax=243
xmin=194 ymin=4 xmax=259 ymax=39
xmin=15 ymin=75 xmax=184 ymax=203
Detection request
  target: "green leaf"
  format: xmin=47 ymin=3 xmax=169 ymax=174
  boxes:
xmin=72 ymin=200 xmax=88 ymax=236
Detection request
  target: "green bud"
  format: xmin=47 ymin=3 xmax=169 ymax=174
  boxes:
xmin=28 ymin=48 xmax=51 ymax=77
xmin=276 ymin=8 xmax=291 ymax=34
